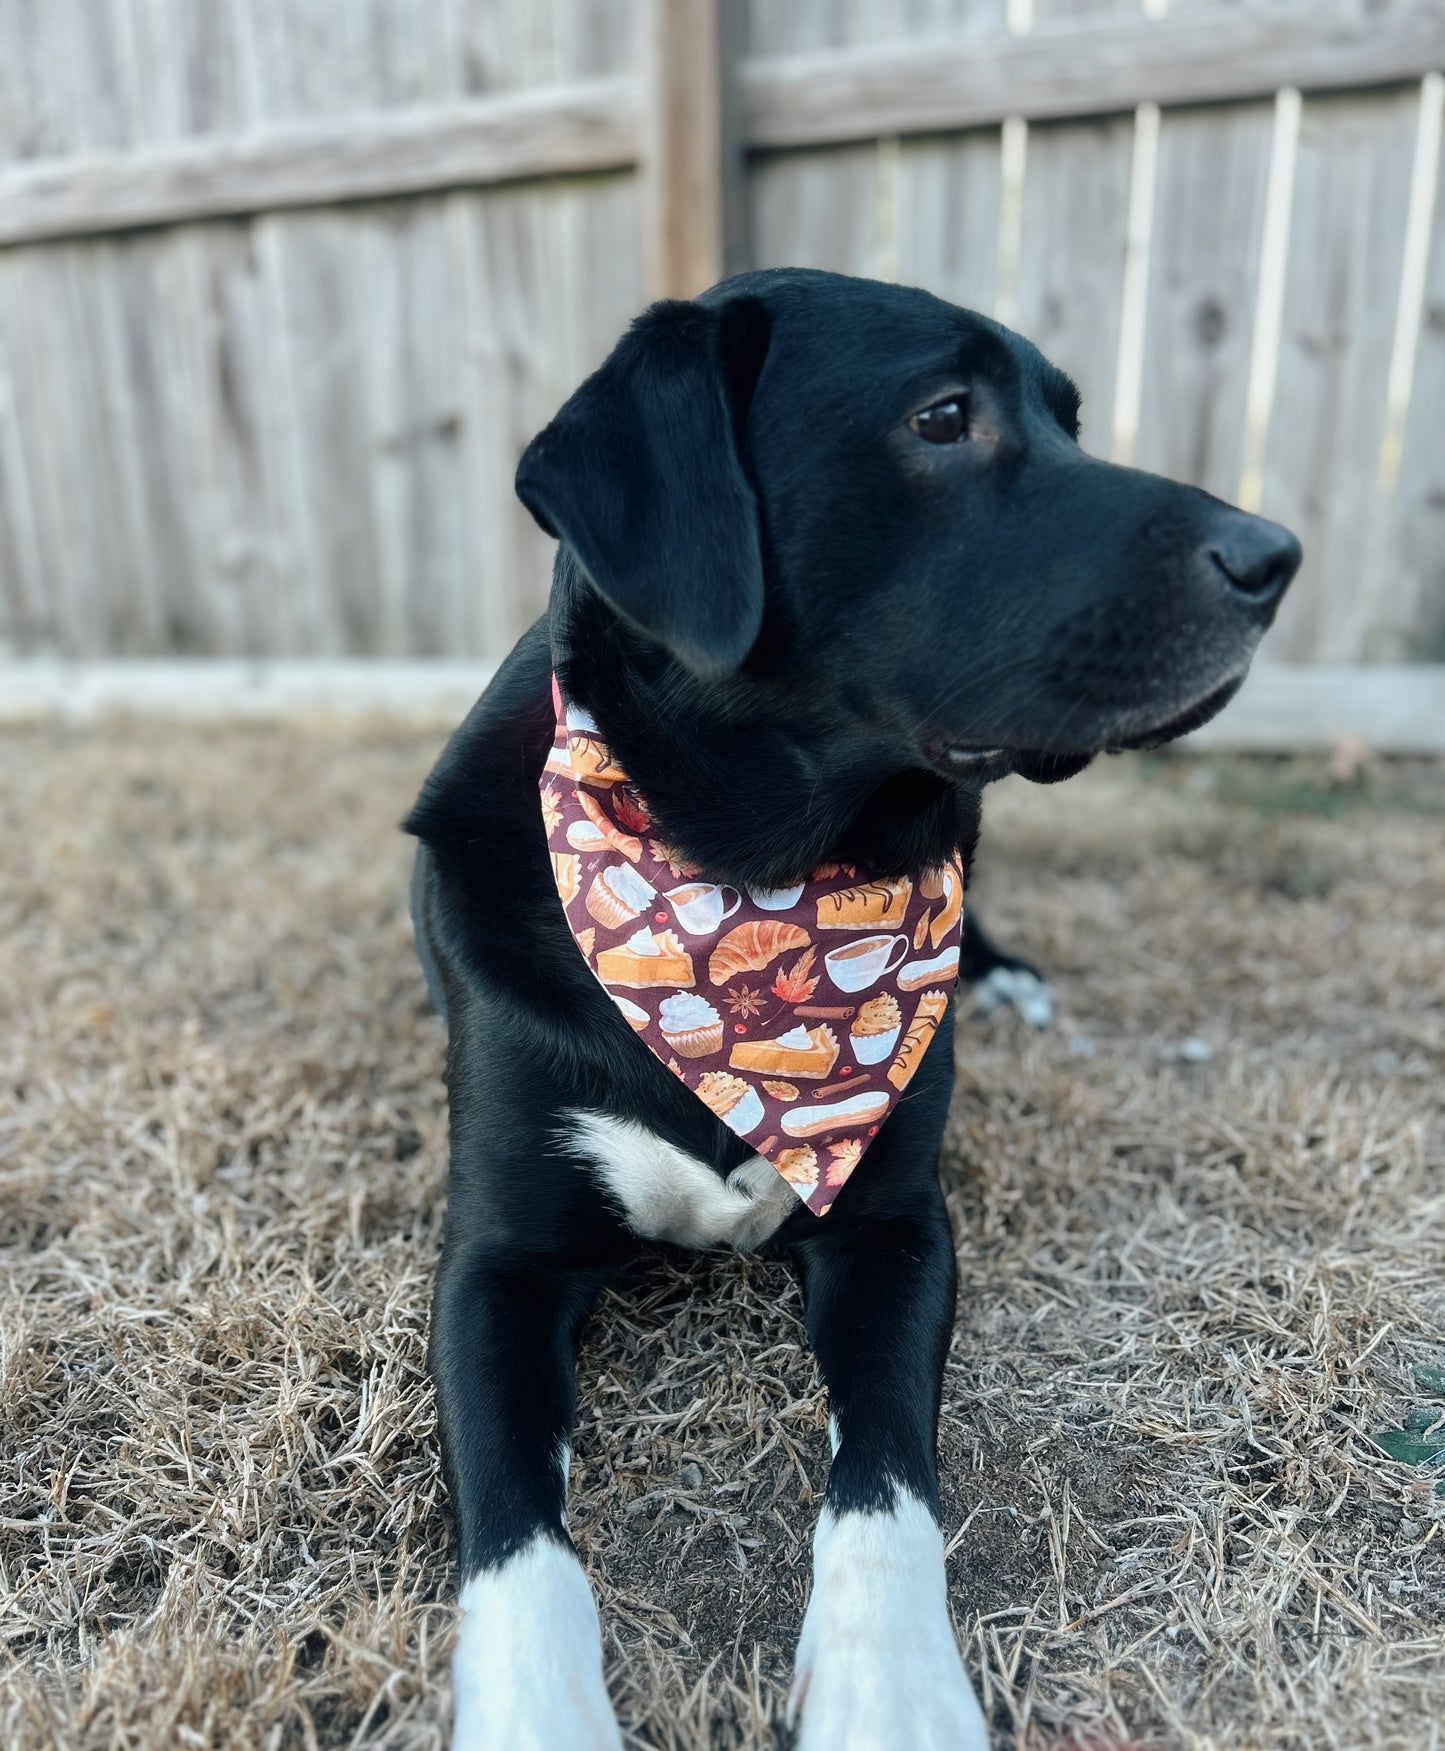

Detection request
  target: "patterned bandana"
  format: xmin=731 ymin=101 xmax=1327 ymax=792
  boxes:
xmin=540 ymin=676 xmax=965 ymax=1215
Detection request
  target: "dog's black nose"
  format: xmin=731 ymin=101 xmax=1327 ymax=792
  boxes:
xmin=1207 ymin=511 xmax=1302 ymax=608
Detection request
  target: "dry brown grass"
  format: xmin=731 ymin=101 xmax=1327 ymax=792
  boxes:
xmin=1 ymin=721 xmax=1442 ymax=1751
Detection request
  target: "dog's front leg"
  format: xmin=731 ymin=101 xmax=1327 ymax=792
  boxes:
xmin=431 ymin=1240 xmax=621 ymax=1751
xmin=787 ymin=1179 xmax=990 ymax=1751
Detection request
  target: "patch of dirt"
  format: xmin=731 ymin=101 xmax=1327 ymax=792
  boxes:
xmin=1 ymin=726 xmax=1441 ymax=1748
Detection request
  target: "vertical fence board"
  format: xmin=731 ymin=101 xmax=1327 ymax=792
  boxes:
xmin=1011 ymin=0 xmax=1142 ymax=453
xmin=1014 ymin=112 xmax=1136 ymax=452
xmin=448 ymin=174 xmax=643 ymax=662
xmin=1133 ymin=100 xmax=1274 ymax=499
xmin=264 ymin=210 xmax=389 ymax=652
xmin=354 ymin=202 xmax=468 ymax=656
xmin=896 ymin=131 xmax=1002 ymax=312
xmin=450 ymin=185 xmax=560 ymax=662
xmin=1 ymin=250 xmax=122 ymax=653
xmin=1262 ymin=88 xmax=1421 ymax=661
xmin=1384 ymin=123 xmax=1445 ymax=660
xmin=895 ymin=0 xmax=1010 ymax=308
xmin=0 ymin=262 xmax=49 ymax=653
xmin=750 ymin=146 xmax=881 ymax=277
xmin=745 ymin=0 xmax=890 ymax=278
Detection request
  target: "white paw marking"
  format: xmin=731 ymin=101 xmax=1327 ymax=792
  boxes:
xmin=564 ymin=1110 xmax=795 ymax=1250
xmin=790 ymin=1493 xmax=991 ymax=1751
xmin=452 ymin=1536 xmax=621 ymax=1751
xmin=973 ymin=965 xmax=1054 ymax=1030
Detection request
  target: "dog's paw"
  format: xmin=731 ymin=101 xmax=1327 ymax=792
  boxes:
xmin=972 ymin=963 xmax=1055 ymax=1030
xmin=788 ymin=1498 xmax=991 ymax=1751
xmin=788 ymin=1639 xmax=989 ymax=1751
xmin=452 ymin=1537 xmax=622 ymax=1751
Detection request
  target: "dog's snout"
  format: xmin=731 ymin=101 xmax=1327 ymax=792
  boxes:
xmin=1206 ymin=511 xmax=1301 ymax=610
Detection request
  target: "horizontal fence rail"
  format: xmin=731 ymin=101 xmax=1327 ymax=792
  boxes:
xmin=743 ymin=1 xmax=1445 ymax=150
xmin=0 ymin=3 xmax=1441 ymax=244
xmin=0 ymin=84 xmax=638 ymax=248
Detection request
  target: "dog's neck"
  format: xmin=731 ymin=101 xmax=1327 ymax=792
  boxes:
xmin=549 ymin=560 xmax=981 ymax=889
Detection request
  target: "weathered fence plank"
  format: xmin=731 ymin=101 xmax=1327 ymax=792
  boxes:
xmin=895 ymin=130 xmax=1003 ymax=314
xmin=745 ymin=0 xmax=885 ymax=277
xmin=1263 ymin=88 xmax=1423 ymax=662
xmin=642 ymin=0 xmax=726 ymax=297
xmin=1015 ymin=111 xmax=1136 ymax=456
xmin=1133 ymin=100 xmax=1275 ymax=499
xmin=448 ymin=175 xmax=644 ymax=661
xmin=750 ymin=142 xmax=884 ymax=280
xmin=1382 ymin=109 xmax=1445 ymax=661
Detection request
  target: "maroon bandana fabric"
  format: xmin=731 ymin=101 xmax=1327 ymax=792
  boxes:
xmin=541 ymin=676 xmax=965 ymax=1215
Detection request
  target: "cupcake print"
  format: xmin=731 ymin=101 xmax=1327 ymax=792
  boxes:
xmin=696 ymin=1071 xmax=764 ymax=1137
xmin=585 ymin=864 xmax=657 ymax=930
xmin=659 ymin=992 xmax=724 ymax=1059
xmin=774 ymin=1146 xmax=819 ymax=1196
xmin=850 ymin=992 xmax=902 ymax=1064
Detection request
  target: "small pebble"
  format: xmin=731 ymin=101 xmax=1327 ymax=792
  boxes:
xmin=1178 ymin=1036 xmax=1213 ymax=1063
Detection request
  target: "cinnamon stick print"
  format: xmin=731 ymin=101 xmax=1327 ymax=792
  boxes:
xmin=794 ymin=1004 xmax=855 ymax=1020
xmin=812 ymin=1074 xmax=872 ymax=1100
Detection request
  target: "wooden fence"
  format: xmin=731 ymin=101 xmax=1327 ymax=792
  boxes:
xmin=0 ymin=0 xmax=1442 ymax=695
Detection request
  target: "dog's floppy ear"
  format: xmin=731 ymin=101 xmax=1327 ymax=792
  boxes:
xmin=515 ymin=297 xmax=769 ymax=678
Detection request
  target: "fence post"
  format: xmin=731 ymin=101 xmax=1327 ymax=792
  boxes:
xmin=641 ymin=0 xmax=732 ymax=299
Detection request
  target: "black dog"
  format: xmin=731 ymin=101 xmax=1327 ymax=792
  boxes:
xmin=406 ymin=268 xmax=1299 ymax=1749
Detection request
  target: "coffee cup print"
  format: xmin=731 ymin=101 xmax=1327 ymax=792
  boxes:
xmin=748 ymin=882 xmax=806 ymax=911
xmin=824 ymin=933 xmax=910 ymax=993
xmin=667 ymin=881 xmax=743 ymax=936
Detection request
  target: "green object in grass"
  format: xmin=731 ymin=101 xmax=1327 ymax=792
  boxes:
xmin=1373 ymin=1369 xmax=1445 ymax=1494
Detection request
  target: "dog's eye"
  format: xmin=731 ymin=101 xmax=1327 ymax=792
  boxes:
xmin=909 ymin=397 xmax=969 ymax=444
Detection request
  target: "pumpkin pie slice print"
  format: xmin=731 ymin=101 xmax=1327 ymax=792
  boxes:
xmin=730 ymin=1022 xmax=839 ymax=1080
xmin=596 ymin=926 xmax=694 ymax=989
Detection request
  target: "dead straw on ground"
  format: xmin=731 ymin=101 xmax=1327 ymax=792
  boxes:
xmin=1 ymin=722 xmax=1442 ymax=1750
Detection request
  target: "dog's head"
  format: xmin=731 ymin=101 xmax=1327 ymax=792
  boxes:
xmin=516 ymin=269 xmax=1299 ymax=872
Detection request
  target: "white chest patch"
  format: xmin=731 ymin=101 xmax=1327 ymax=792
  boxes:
xmin=790 ymin=1491 xmax=992 ymax=1751
xmin=564 ymin=1110 xmax=795 ymax=1250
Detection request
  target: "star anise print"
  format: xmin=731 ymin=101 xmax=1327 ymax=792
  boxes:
xmin=540 ymin=784 xmax=562 ymax=836
xmin=726 ymin=984 xmax=767 ymax=1020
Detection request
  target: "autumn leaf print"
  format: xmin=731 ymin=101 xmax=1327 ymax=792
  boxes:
xmin=826 ymin=1137 xmax=862 ymax=1185
xmin=541 ymin=784 xmax=562 ymax=837
xmin=613 ymin=785 xmax=650 ymax=834
xmin=772 ymin=946 xmax=819 ymax=1004
xmin=649 ymin=840 xmax=700 ymax=879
